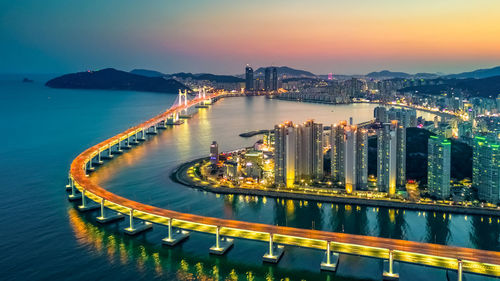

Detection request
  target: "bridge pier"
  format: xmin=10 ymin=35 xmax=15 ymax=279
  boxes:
xmin=97 ymin=150 xmax=103 ymax=164
xmin=68 ymin=178 xmax=82 ymax=201
xmin=88 ymin=157 xmax=95 ymax=172
xmin=130 ymin=134 xmax=139 ymax=145
xmin=124 ymin=209 xmax=152 ymax=235
xmin=66 ymin=176 xmax=72 ymax=190
xmin=458 ymin=259 xmax=463 ymax=281
xmin=115 ymin=141 xmax=123 ymax=154
xmin=123 ymin=137 xmax=132 ymax=149
xmin=157 ymin=120 xmax=167 ymax=129
xmin=78 ymin=189 xmax=99 ymax=212
xmin=104 ymin=145 xmax=113 ymax=159
xmin=139 ymin=130 xmax=146 ymax=141
xmin=263 ymin=234 xmax=284 ymax=263
xmin=147 ymin=126 xmax=157 ymax=135
xmin=162 ymin=218 xmax=190 ymax=246
xmin=209 ymin=226 xmax=233 ymax=255
xmin=96 ymin=198 xmax=124 ymax=223
xmin=383 ymin=250 xmax=399 ymax=280
xmin=320 ymin=242 xmax=339 ymax=271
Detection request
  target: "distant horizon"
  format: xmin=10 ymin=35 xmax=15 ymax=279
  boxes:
xmin=2 ymin=63 xmax=500 ymax=77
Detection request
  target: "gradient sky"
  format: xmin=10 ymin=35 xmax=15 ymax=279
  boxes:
xmin=1 ymin=0 xmax=500 ymax=75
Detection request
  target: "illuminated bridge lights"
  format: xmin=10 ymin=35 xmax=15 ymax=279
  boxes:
xmin=68 ymin=91 xmax=500 ymax=277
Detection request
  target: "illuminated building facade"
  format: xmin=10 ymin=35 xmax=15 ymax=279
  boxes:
xmin=356 ymin=128 xmax=368 ymax=190
xmin=297 ymin=120 xmax=323 ymax=181
xmin=210 ymin=141 xmax=219 ymax=165
xmin=427 ymin=135 xmax=451 ymax=199
xmin=330 ymin=122 xmax=368 ymax=192
xmin=272 ymin=67 xmax=278 ymax=91
xmin=473 ymin=136 xmax=500 ymax=203
xmin=264 ymin=67 xmax=271 ymax=91
xmin=396 ymin=123 xmax=406 ymax=189
xmin=377 ymin=122 xmax=397 ymax=195
xmin=245 ymin=65 xmax=254 ymax=91
xmin=274 ymin=121 xmax=297 ymax=187
xmin=274 ymin=120 xmax=323 ymax=187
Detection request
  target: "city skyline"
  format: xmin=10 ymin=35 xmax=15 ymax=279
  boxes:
xmin=2 ymin=0 xmax=500 ymax=74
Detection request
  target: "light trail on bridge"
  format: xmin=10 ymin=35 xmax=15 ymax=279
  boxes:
xmin=67 ymin=90 xmax=500 ymax=279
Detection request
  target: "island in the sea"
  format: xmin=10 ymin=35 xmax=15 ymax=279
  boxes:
xmin=45 ymin=68 xmax=189 ymax=93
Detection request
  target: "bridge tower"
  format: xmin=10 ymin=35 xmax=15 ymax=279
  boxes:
xmin=178 ymin=89 xmax=188 ymax=107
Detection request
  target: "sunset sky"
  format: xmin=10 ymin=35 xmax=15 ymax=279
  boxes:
xmin=1 ymin=0 xmax=500 ymax=74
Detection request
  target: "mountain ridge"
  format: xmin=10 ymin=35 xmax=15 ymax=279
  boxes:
xmin=46 ymin=68 xmax=189 ymax=93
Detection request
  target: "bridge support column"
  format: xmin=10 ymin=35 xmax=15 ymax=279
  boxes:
xmin=263 ymin=234 xmax=284 ymax=263
xmin=96 ymin=198 xmax=124 ymax=223
xmin=116 ymin=141 xmax=123 ymax=154
xmin=320 ymin=241 xmax=339 ymax=271
xmin=65 ymin=176 xmax=72 ymax=190
xmin=209 ymin=226 xmax=233 ymax=255
xmin=124 ymin=137 xmax=131 ymax=149
xmin=97 ymin=150 xmax=103 ymax=164
xmin=78 ymin=189 xmax=99 ymax=212
xmin=105 ymin=145 xmax=113 ymax=159
xmin=457 ymin=259 xmax=463 ymax=281
xmin=383 ymin=250 xmax=399 ymax=280
xmin=68 ymin=178 xmax=82 ymax=201
xmin=139 ymin=130 xmax=146 ymax=141
xmin=88 ymin=157 xmax=94 ymax=172
xmin=123 ymin=209 xmax=152 ymax=235
xmin=131 ymin=134 xmax=139 ymax=145
xmin=162 ymin=218 xmax=190 ymax=246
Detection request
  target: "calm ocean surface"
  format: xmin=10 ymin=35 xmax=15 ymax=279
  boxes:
xmin=0 ymin=77 xmax=498 ymax=281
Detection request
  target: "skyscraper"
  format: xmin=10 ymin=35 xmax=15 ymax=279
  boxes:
xmin=272 ymin=67 xmax=278 ymax=91
xmin=264 ymin=67 xmax=271 ymax=91
xmin=374 ymin=106 xmax=388 ymax=123
xmin=427 ymin=135 xmax=451 ymax=199
xmin=296 ymin=120 xmax=323 ymax=181
xmin=473 ymin=136 xmax=500 ymax=204
xmin=330 ymin=121 xmax=347 ymax=183
xmin=377 ymin=122 xmax=397 ymax=195
xmin=245 ymin=65 xmax=254 ymax=91
xmin=344 ymin=125 xmax=357 ymax=193
xmin=396 ymin=123 xmax=406 ymax=189
xmin=356 ymin=128 xmax=368 ymax=190
xmin=330 ymin=122 xmax=367 ymax=192
xmin=275 ymin=120 xmax=324 ymax=187
xmin=210 ymin=141 xmax=219 ymax=165
xmin=274 ymin=121 xmax=296 ymax=187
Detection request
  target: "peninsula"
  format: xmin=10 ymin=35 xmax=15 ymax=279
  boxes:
xmin=46 ymin=68 xmax=189 ymax=93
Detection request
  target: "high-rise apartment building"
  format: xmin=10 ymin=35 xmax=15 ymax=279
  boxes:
xmin=473 ymin=136 xmax=500 ymax=204
xmin=330 ymin=121 xmax=347 ymax=183
xmin=374 ymin=106 xmax=388 ymax=123
xmin=396 ymin=124 xmax=406 ymax=189
xmin=264 ymin=67 xmax=271 ymax=91
xmin=272 ymin=67 xmax=278 ymax=91
xmin=297 ymin=120 xmax=323 ymax=181
xmin=210 ymin=141 xmax=219 ymax=165
xmin=245 ymin=65 xmax=254 ymax=91
xmin=427 ymin=135 xmax=451 ymax=199
xmin=377 ymin=121 xmax=398 ymax=195
xmin=274 ymin=121 xmax=297 ymax=187
xmin=356 ymin=128 xmax=368 ymax=190
xmin=330 ymin=122 xmax=368 ymax=192
xmin=274 ymin=120 xmax=324 ymax=187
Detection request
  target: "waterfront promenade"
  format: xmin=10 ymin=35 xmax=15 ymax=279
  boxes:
xmin=67 ymin=91 xmax=500 ymax=279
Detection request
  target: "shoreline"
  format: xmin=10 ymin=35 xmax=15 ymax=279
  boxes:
xmin=173 ymin=157 xmax=500 ymax=218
